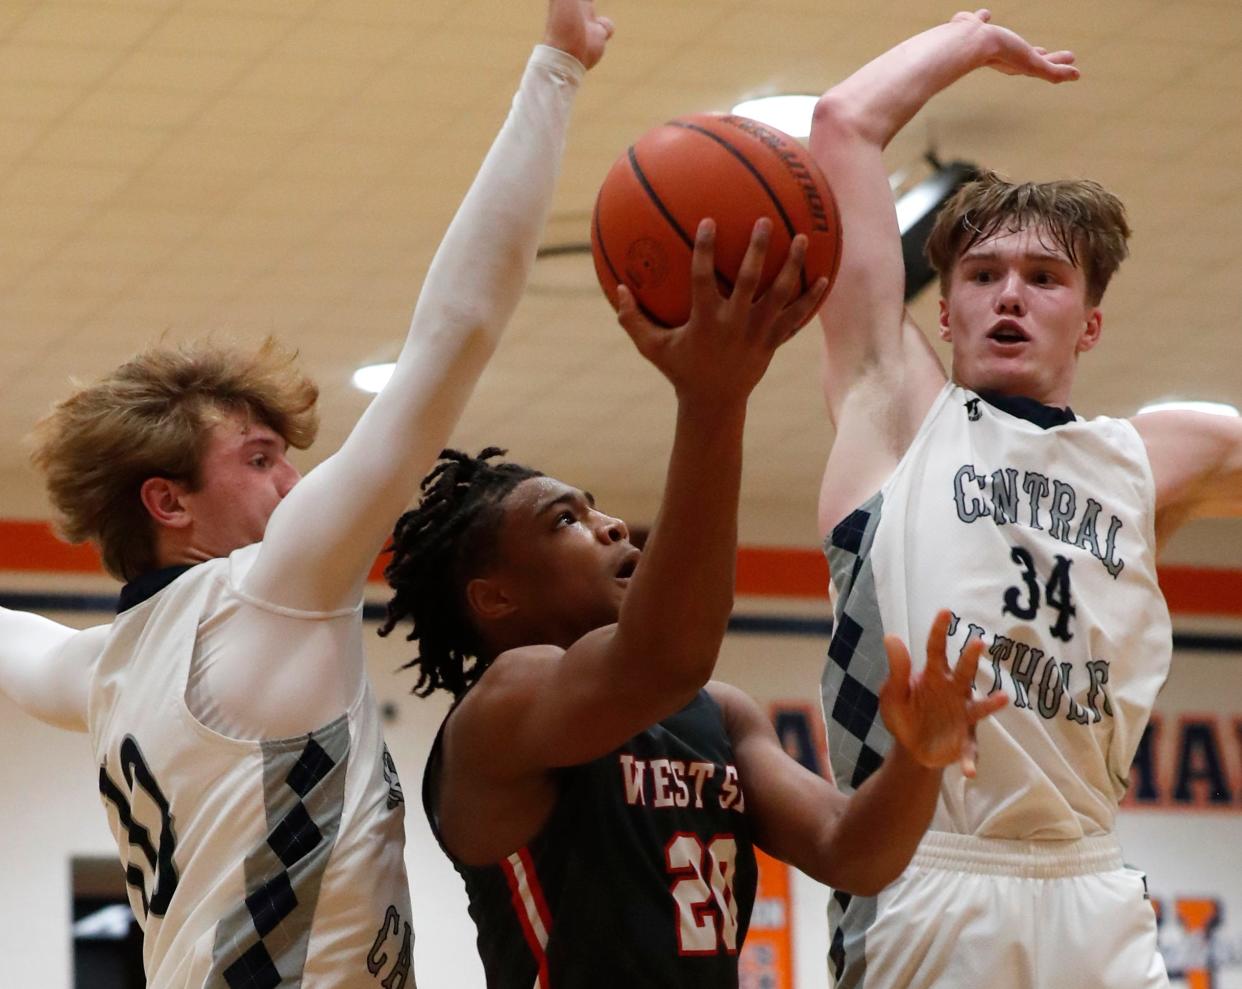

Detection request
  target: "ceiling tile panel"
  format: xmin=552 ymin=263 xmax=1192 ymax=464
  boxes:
xmin=0 ymin=117 xmax=54 ymax=169
xmin=234 ymin=56 xmax=383 ymax=100
xmin=0 ymin=0 xmax=1236 ymax=554
xmin=0 ymin=42 xmax=120 ymax=85
xmin=68 ymin=85 xmax=210 ymax=129
xmin=9 ymin=2 xmax=163 ymax=48
xmin=106 ymin=49 xmax=249 ymax=93
xmin=30 ymin=123 xmax=168 ymax=169
xmin=272 ymin=18 xmax=413 ymax=64
xmin=1 ymin=161 xmax=130 ymax=207
xmin=145 ymin=11 xmax=304 ymax=56
xmin=0 ymin=82 xmax=83 ymax=123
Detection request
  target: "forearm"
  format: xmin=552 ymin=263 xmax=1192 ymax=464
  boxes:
xmin=613 ymin=397 xmax=747 ymax=687
xmin=808 ymin=22 xmax=993 ymax=386
xmin=248 ymin=46 xmax=585 ymax=609
xmin=394 ymin=45 xmax=585 ymax=374
xmin=814 ymin=18 xmax=993 ymax=150
xmin=813 ymin=743 xmax=942 ymax=894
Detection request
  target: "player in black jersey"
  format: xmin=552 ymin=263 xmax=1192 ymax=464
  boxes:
xmin=382 ymin=222 xmax=1006 ymax=987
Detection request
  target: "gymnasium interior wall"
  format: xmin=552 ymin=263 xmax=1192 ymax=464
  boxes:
xmin=1 ymin=569 xmax=1240 ymax=987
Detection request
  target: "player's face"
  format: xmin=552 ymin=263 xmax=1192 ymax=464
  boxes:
xmin=182 ymin=412 xmax=301 ymax=557
xmin=488 ymin=476 xmax=641 ymax=648
xmin=939 ymin=224 xmax=1102 ymax=407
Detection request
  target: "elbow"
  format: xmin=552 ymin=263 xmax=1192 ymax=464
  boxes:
xmin=626 ymin=634 xmax=721 ymax=707
xmin=407 ymin=298 xmax=499 ymax=364
xmin=810 ymin=92 xmax=868 ymax=149
xmin=616 ymin=591 xmax=732 ymax=696
xmin=822 ymin=865 xmax=895 ymax=899
xmin=849 ymin=864 xmax=902 ymax=898
xmin=656 ymin=642 xmax=721 ymax=700
xmin=679 ymin=605 xmax=733 ymax=686
xmin=811 ymin=828 xmax=903 ymax=898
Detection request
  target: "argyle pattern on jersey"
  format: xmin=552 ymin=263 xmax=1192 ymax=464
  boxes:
xmin=820 ymin=491 xmax=893 ymax=792
xmin=212 ymin=720 xmax=351 ymax=988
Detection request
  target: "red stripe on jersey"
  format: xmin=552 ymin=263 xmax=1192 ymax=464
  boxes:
xmin=517 ymin=847 xmax=554 ymax=935
xmin=502 ymin=850 xmax=551 ymax=988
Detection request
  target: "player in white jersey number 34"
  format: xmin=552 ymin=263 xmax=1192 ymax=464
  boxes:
xmin=808 ymin=9 xmax=1242 ymax=989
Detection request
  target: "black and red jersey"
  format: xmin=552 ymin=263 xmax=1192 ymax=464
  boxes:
xmin=423 ymin=689 xmax=758 ymax=988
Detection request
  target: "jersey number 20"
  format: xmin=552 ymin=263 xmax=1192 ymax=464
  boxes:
xmin=665 ymin=833 xmax=739 ymax=955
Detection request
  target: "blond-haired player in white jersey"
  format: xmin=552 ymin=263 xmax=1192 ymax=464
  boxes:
xmin=0 ymin=3 xmax=613 ymax=986
xmin=808 ymin=9 xmax=1242 ymax=989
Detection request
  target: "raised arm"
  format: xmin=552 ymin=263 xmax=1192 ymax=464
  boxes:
xmin=0 ymin=609 xmax=109 ymax=732
xmin=717 ymin=611 xmax=1005 ymax=894
xmin=810 ymin=11 xmax=1077 ymax=536
xmin=457 ymin=222 xmax=829 ymax=776
xmin=245 ymin=0 xmax=614 ymax=612
xmin=1132 ymin=410 xmax=1242 ymax=549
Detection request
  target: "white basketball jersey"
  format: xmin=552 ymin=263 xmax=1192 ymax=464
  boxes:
xmin=87 ymin=547 xmax=413 ymax=988
xmin=821 ymin=383 xmax=1172 ymax=838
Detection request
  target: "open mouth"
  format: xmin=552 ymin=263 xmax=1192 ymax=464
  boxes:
xmin=615 ymin=551 xmax=641 ymax=581
xmin=988 ymin=320 xmax=1029 ymax=345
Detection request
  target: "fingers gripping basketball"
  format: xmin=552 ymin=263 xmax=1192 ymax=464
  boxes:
xmin=592 ymin=113 xmax=842 ymax=328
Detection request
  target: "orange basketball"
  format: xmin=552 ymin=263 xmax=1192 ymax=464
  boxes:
xmin=592 ymin=112 xmax=842 ymax=328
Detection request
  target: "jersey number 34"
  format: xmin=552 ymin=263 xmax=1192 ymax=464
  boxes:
xmin=1003 ymin=546 xmax=1077 ymax=642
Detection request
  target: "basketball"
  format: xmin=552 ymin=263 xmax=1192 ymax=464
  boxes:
xmin=591 ymin=112 xmax=842 ymax=328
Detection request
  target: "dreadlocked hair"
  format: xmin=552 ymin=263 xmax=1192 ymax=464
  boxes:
xmin=379 ymin=447 xmax=543 ymax=700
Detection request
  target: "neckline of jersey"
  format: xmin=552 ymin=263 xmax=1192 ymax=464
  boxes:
xmin=117 ymin=563 xmax=196 ymax=613
xmin=976 ymin=390 xmax=1076 ymax=429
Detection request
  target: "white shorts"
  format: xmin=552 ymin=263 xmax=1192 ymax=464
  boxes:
xmin=828 ymin=831 xmax=1169 ymax=989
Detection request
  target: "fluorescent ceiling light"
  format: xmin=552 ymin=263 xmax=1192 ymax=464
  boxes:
xmin=1137 ymin=400 xmax=1239 ymax=417
xmin=731 ymin=95 xmax=817 ymax=138
xmin=895 ymin=177 xmax=950 ymax=236
xmin=352 ymin=362 xmax=395 ymax=394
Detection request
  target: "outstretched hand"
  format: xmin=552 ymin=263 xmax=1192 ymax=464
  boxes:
xmin=953 ymin=9 xmax=1079 ymax=84
xmin=616 ymin=218 xmax=829 ymax=406
xmin=879 ymin=609 xmax=1008 ymax=777
xmin=544 ymin=0 xmax=614 ymax=70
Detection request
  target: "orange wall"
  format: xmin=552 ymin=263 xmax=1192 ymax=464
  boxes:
xmin=1 ymin=519 xmax=1239 ymax=617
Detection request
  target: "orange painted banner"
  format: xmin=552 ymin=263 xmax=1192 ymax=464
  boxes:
xmin=0 ymin=519 xmax=1239 ymax=617
xmin=738 ymin=848 xmax=793 ymax=989
xmin=0 ymin=520 xmax=103 ymax=572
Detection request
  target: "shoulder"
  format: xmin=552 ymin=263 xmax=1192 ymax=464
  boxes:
xmin=704 ymin=681 xmax=768 ymax=738
xmin=227 ymin=542 xmax=359 ymax=619
xmin=474 ymin=644 xmax=565 ymax=688
xmin=227 ymin=542 xmax=263 ymax=575
xmin=1128 ymin=409 xmax=1239 ymax=485
xmin=452 ymin=645 xmax=567 ymax=723
xmin=1130 ymin=408 xmax=1242 ymax=525
xmin=1130 ymin=408 xmax=1240 ymax=450
xmin=438 ymin=646 xmax=571 ymax=796
xmin=69 ymin=623 xmax=112 ymax=657
xmin=704 ymin=679 xmax=746 ymax=709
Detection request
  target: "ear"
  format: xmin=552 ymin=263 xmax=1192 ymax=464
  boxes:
xmin=938 ymin=298 xmax=952 ymax=341
xmin=1076 ymin=307 xmax=1103 ymax=355
xmin=139 ymin=477 xmax=193 ymax=530
xmin=464 ymin=575 xmax=518 ymax=625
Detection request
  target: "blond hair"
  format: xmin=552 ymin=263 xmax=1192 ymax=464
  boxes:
xmin=30 ymin=338 xmax=319 ymax=581
xmin=926 ymin=171 xmax=1131 ymax=305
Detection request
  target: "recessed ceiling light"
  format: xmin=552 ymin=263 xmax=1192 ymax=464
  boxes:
xmin=1137 ymin=399 xmax=1239 ymax=417
xmin=731 ymin=95 xmax=818 ymax=139
xmin=352 ymin=362 xmax=395 ymax=394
